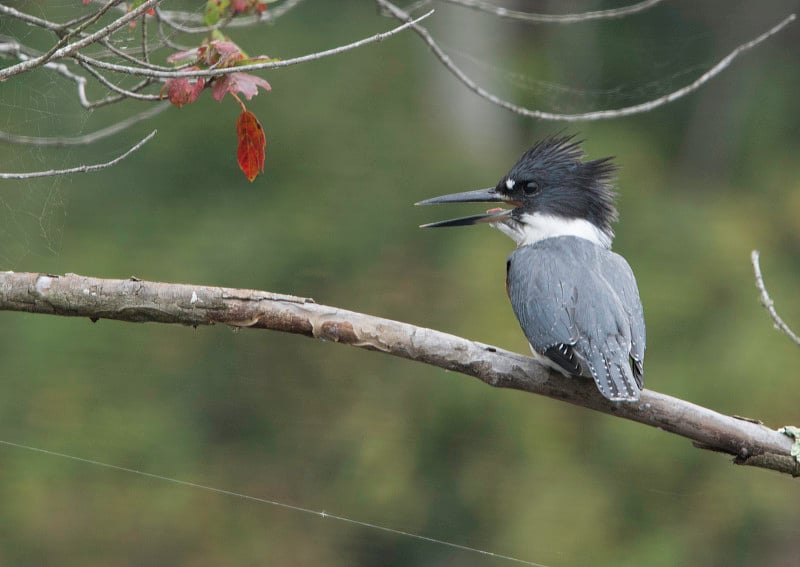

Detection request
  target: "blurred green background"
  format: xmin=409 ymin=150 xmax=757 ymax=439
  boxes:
xmin=1 ymin=1 xmax=799 ymax=565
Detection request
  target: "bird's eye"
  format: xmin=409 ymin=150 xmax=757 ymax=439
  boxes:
xmin=524 ymin=181 xmax=539 ymax=194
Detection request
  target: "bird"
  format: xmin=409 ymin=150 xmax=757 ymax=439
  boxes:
xmin=416 ymin=135 xmax=645 ymax=402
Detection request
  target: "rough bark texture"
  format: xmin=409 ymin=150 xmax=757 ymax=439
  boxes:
xmin=1 ymin=271 xmax=797 ymax=476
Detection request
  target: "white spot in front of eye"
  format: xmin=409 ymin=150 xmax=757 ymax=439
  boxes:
xmin=505 ymin=178 xmax=515 ymax=190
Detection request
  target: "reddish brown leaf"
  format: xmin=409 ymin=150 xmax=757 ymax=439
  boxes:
xmin=236 ymin=110 xmax=266 ymax=182
xmin=204 ymin=40 xmax=245 ymax=67
xmin=164 ymin=72 xmax=205 ymax=107
xmin=231 ymin=0 xmax=250 ymax=13
xmin=212 ymin=72 xmax=271 ymax=102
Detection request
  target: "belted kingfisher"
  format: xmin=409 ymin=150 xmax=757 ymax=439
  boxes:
xmin=417 ymin=135 xmax=645 ymax=402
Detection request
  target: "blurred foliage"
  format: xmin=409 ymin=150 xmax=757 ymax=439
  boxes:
xmin=1 ymin=0 xmax=799 ymax=565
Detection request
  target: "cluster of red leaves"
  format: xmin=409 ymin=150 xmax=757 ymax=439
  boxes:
xmin=163 ymin=38 xmax=272 ymax=181
xmin=164 ymin=40 xmax=271 ymax=106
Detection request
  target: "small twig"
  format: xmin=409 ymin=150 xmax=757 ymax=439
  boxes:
xmin=378 ymin=0 xmax=795 ymax=121
xmin=98 ymin=38 xmax=173 ymax=71
xmin=0 ymin=3 xmax=63 ymax=31
xmin=1 ymin=42 xmax=157 ymax=109
xmin=141 ymin=12 xmax=150 ymax=64
xmin=154 ymin=5 xmax=234 ymax=35
xmin=75 ymin=55 xmax=161 ymax=101
xmin=751 ymin=250 xmax=800 ymax=347
xmin=441 ymin=0 xmax=665 ymax=24
xmin=0 ymin=130 xmax=156 ymax=179
xmin=0 ymin=104 xmax=168 ymax=146
xmin=59 ymin=5 xmax=110 ymax=30
xmin=0 ymin=0 xmax=161 ymax=81
xmin=55 ymin=10 xmax=435 ymax=80
xmin=156 ymin=0 xmax=306 ymax=29
xmin=27 ymin=54 xmax=93 ymax=108
xmin=155 ymin=17 xmax=191 ymax=51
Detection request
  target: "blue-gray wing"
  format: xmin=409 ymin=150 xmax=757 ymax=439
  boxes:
xmin=507 ymin=237 xmax=645 ymax=401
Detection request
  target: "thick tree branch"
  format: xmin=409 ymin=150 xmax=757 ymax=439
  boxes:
xmin=0 ymin=271 xmax=796 ymax=476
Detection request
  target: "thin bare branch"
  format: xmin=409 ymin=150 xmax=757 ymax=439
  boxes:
xmin=0 ymin=130 xmax=156 ymax=179
xmin=99 ymin=38 xmax=173 ymax=71
xmin=141 ymin=11 xmax=150 ymax=64
xmin=0 ymin=104 xmax=168 ymax=147
xmin=0 ymin=271 xmax=796 ymax=476
xmin=60 ymin=5 xmax=113 ymax=31
xmin=75 ymin=55 xmax=161 ymax=101
xmin=154 ymin=5 xmax=235 ymax=35
xmin=157 ymin=0 xmax=306 ymax=29
xmin=751 ymin=250 xmax=800 ymax=347
xmin=378 ymin=0 xmax=796 ymax=121
xmin=0 ymin=0 xmax=161 ymax=81
xmin=0 ymin=3 xmax=63 ymax=31
xmin=61 ymin=10 xmax=434 ymax=80
xmin=440 ymin=0 xmax=665 ymax=24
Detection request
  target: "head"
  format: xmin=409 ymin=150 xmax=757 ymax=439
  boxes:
xmin=417 ymin=135 xmax=619 ymax=248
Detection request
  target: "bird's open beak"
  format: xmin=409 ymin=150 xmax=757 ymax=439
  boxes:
xmin=415 ymin=187 xmax=513 ymax=228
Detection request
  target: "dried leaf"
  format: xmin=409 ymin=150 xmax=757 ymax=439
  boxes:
xmin=236 ymin=110 xmax=266 ymax=182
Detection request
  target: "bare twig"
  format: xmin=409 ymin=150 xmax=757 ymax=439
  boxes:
xmin=378 ymin=0 xmax=796 ymax=121
xmin=154 ymin=5 xmax=235 ymax=35
xmin=157 ymin=0 xmax=306 ymax=29
xmin=98 ymin=38 xmax=172 ymax=71
xmin=751 ymin=250 xmax=800 ymax=347
xmin=0 ymin=0 xmax=162 ymax=81
xmin=0 ymin=271 xmax=796 ymax=476
xmin=61 ymin=10 xmax=435 ymax=80
xmin=0 ymin=42 xmax=158 ymax=109
xmin=0 ymin=130 xmax=156 ymax=179
xmin=0 ymin=3 xmax=63 ymax=31
xmin=75 ymin=55 xmax=161 ymax=101
xmin=440 ymin=0 xmax=665 ymax=24
xmin=0 ymin=104 xmax=168 ymax=147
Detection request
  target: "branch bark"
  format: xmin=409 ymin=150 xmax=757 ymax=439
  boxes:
xmin=1 ymin=270 xmax=796 ymax=476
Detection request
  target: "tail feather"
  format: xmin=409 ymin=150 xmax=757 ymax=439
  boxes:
xmin=590 ymin=350 xmax=640 ymax=402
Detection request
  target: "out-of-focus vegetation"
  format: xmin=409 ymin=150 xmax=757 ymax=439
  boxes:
xmin=1 ymin=1 xmax=799 ymax=565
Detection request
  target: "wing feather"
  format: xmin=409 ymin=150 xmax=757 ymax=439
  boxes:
xmin=507 ymin=237 xmax=645 ymax=401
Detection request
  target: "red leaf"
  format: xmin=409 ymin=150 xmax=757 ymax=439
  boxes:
xmin=212 ymin=72 xmax=271 ymax=102
xmin=236 ymin=110 xmax=266 ymax=182
xmin=230 ymin=0 xmax=249 ymax=13
xmin=164 ymin=73 xmax=205 ymax=107
xmin=204 ymin=40 xmax=245 ymax=67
